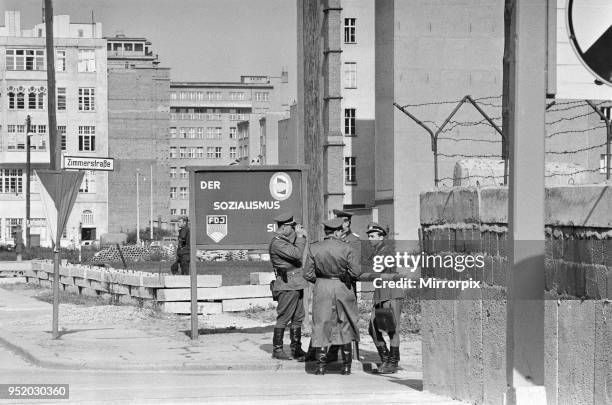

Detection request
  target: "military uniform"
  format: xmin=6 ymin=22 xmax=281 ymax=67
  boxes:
xmin=269 ymin=212 xmax=308 ymax=361
xmin=303 ymin=218 xmax=362 ymax=375
xmin=367 ymin=223 xmax=403 ymax=374
xmin=176 ymin=220 xmax=190 ymax=276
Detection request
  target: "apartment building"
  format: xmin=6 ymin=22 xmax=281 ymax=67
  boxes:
xmin=0 ymin=11 xmax=108 ymax=247
xmin=167 ymin=75 xmax=285 ymax=231
xmin=106 ymin=34 xmax=171 ymax=235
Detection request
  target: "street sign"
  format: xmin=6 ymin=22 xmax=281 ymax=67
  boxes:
xmin=567 ymin=0 xmax=612 ymax=86
xmin=63 ymin=156 xmax=114 ymax=171
xmin=189 ymin=166 xmax=307 ymax=249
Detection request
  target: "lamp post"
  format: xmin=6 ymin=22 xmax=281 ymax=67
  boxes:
xmin=136 ymin=169 xmax=140 ymax=245
xmin=150 ymin=164 xmax=153 ymax=240
xmin=25 ymin=115 xmax=32 ymax=248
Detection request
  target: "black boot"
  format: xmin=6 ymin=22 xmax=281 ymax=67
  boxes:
xmin=341 ymin=343 xmax=352 ymax=375
xmin=272 ymin=328 xmax=292 ymax=360
xmin=379 ymin=346 xmax=399 ymax=374
xmin=375 ymin=344 xmax=390 ymax=371
xmin=289 ymin=327 xmax=306 ymax=362
xmin=326 ymin=345 xmax=339 ymax=363
xmin=314 ymin=347 xmax=327 ymax=375
xmin=304 ymin=340 xmax=316 ymax=362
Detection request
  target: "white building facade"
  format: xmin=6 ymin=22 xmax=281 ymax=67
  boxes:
xmin=0 ymin=11 xmax=108 ymax=247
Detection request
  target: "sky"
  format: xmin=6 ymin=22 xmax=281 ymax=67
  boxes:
xmin=0 ymin=0 xmax=298 ymax=101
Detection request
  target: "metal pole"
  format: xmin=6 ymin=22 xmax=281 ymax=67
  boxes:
xmin=150 ymin=165 xmax=154 ymax=240
xmin=433 ymin=140 xmax=439 ymax=187
xmin=136 ymin=170 xmax=140 ymax=245
xmin=26 ymin=115 xmax=32 ymax=247
xmin=52 ymin=248 xmax=59 ymax=339
xmin=44 ymin=0 xmax=59 ymax=170
xmin=606 ymin=123 xmax=611 ymax=180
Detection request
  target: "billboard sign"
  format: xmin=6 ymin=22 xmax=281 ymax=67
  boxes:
xmin=189 ymin=166 xmax=307 ymax=249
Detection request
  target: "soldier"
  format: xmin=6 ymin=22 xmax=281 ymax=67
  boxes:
xmin=327 ymin=209 xmax=361 ymax=362
xmin=303 ymin=218 xmax=362 ymax=375
xmin=367 ymin=222 xmax=403 ymax=374
xmin=176 ymin=216 xmax=190 ymax=275
xmin=269 ymin=212 xmax=308 ymax=361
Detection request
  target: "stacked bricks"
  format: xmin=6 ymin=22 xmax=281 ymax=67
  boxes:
xmin=419 ymin=185 xmax=612 ymax=405
xmin=89 ymin=245 xmax=174 ymax=265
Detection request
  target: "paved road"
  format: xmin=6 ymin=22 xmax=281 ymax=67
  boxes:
xmin=0 ymin=346 xmax=463 ymax=405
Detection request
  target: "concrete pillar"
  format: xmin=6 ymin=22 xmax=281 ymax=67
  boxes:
xmin=504 ymin=0 xmax=548 ymax=403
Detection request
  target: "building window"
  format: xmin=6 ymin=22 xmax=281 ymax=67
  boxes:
xmin=179 ymin=187 xmax=188 ymax=199
xmin=169 ymin=147 xmax=177 ymax=158
xmin=170 ymin=187 xmax=177 ymax=199
xmin=344 ymin=62 xmax=357 ymax=88
xmin=8 ymin=91 xmax=25 ymax=110
xmin=230 ymin=92 xmax=245 ymax=100
xmin=170 ymin=92 xmax=177 ymax=101
xmin=344 ymin=157 xmax=356 ymax=184
xmin=206 ymin=147 xmax=215 ymax=159
xmin=214 ymin=147 xmax=222 ymax=159
xmin=196 ymin=147 xmax=204 ymax=158
xmin=170 ymin=208 xmax=177 ymax=215
xmin=6 ymin=218 xmax=24 ymax=240
xmin=229 ymin=146 xmax=236 ymax=159
xmin=180 ymin=167 xmax=188 ymax=179
xmin=180 ymin=209 xmax=187 ymax=215
xmin=206 ymin=91 xmax=222 ymax=100
xmin=78 ymin=49 xmax=96 ymax=72
xmin=178 ymin=127 xmax=187 ymax=138
xmin=188 ymin=147 xmax=196 ymax=158
xmin=179 ymin=147 xmax=187 ymax=159
xmin=600 ymin=154 xmax=612 ymax=173
xmin=229 ymin=127 xmax=237 ymax=139
xmin=344 ymin=108 xmax=356 ymax=136
xmin=206 ymin=127 xmax=222 ymax=140
xmin=58 ymin=126 xmax=66 ymax=151
xmin=78 ymin=88 xmax=95 ymax=111
xmin=7 ymin=125 xmax=26 ymax=150
xmin=78 ymin=126 xmax=96 ymax=151
xmin=169 ymin=127 xmax=177 ymax=138
xmin=344 ymin=18 xmax=356 ymax=43
xmin=81 ymin=210 xmax=94 ymax=225
xmin=0 ymin=169 xmax=23 ymax=193
xmin=169 ymin=167 xmax=177 ymax=178
xmin=57 ymin=87 xmax=66 ymax=110
xmin=255 ymin=92 xmax=270 ymax=102
xmin=6 ymin=49 xmax=45 ymax=71
xmin=56 ymin=50 xmax=66 ymax=72
xmin=28 ymin=91 xmax=45 ymax=110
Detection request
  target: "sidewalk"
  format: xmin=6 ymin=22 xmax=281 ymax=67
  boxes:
xmin=0 ymin=287 xmax=422 ymax=374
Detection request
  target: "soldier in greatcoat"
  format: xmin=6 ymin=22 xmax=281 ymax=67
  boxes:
xmin=269 ymin=212 xmax=308 ymax=361
xmin=303 ymin=218 xmax=362 ymax=375
xmin=326 ymin=209 xmax=362 ymax=362
xmin=176 ymin=217 xmax=190 ymax=275
xmin=367 ymin=222 xmax=403 ymax=374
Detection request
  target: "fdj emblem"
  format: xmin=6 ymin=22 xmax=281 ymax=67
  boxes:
xmin=206 ymin=215 xmax=227 ymax=243
xmin=269 ymin=172 xmax=293 ymax=201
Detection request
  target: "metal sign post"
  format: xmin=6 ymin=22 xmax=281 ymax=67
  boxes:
xmin=188 ymin=166 xmax=307 ymax=340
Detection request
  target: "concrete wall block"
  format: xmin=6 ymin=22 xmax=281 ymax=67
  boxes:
xmin=118 ymin=294 xmax=137 ymax=305
xmin=69 ymin=266 xmax=86 ymax=278
xmin=545 ymin=259 xmax=555 ymax=291
xmin=59 ymin=266 xmax=70 ymax=276
xmin=497 ymin=232 xmax=507 ymax=259
xmin=133 ymin=286 xmax=155 ymax=300
xmin=607 ymin=267 xmax=612 ymax=300
xmin=552 ymin=237 xmax=563 ymax=261
xmin=90 ymin=280 xmax=109 ymax=292
xmin=160 ymin=301 xmax=222 ymax=315
xmin=142 ymin=275 xmax=222 ymax=288
xmin=420 ymin=188 xmax=479 ymax=225
xmin=156 ymin=285 xmax=271 ymax=302
xmin=59 ymin=276 xmax=74 ymax=286
xmin=222 ymin=297 xmax=276 ymax=312
xmin=482 ymin=287 xmax=506 ymax=405
xmin=492 ymin=256 xmax=507 ymax=287
xmin=31 ymin=261 xmax=42 ymax=271
xmin=36 ymin=271 xmax=48 ymax=280
xmin=453 ymin=288 xmax=483 ymax=403
xmin=438 ymin=228 xmax=451 ymax=253
xmin=64 ymin=285 xmax=79 ymax=295
xmin=544 ymin=292 xmax=558 ymax=405
xmin=580 ymin=239 xmax=594 ymax=264
xmin=358 ymin=292 xmax=374 ymax=302
xmin=39 ymin=279 xmax=52 ymax=288
xmin=545 ymin=238 xmax=553 ymax=261
xmin=555 ymin=261 xmax=570 ymax=296
xmin=593 ymin=302 xmax=612 ymax=405
xmin=558 ymin=300 xmax=595 ymax=405
xmin=74 ymin=278 xmax=90 ymax=288
xmin=422 ymin=299 xmax=456 ymax=399
xmin=480 ymin=187 xmax=508 ymax=224
xmin=86 ymin=268 xmax=104 ymax=281
xmin=107 ymin=283 xmax=130 ymax=295
xmin=604 ymin=240 xmax=612 ymax=268
xmin=562 ymin=237 xmax=576 ymax=263
xmin=79 ymin=287 xmax=99 ymax=297
xmin=422 ymin=229 xmax=433 ymax=253
xmin=483 ymin=255 xmax=494 ymax=286
xmin=592 ymin=239 xmax=604 ymax=266
xmin=575 ymin=264 xmax=586 ymax=298
xmin=249 ymin=272 xmax=276 ymax=285
xmin=25 ymin=277 xmax=40 ymax=285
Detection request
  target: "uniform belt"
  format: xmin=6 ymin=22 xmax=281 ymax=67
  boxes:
xmin=317 ymin=275 xmax=341 ymax=280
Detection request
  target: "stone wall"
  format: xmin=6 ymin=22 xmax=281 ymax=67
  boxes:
xmin=420 ymin=185 xmax=612 ymax=405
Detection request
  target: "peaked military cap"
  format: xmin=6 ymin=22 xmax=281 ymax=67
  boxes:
xmin=332 ymin=209 xmax=353 ymax=218
xmin=366 ymin=222 xmax=387 ymax=236
xmin=323 ymin=217 xmax=344 ymax=231
xmin=274 ymin=212 xmax=297 ymax=226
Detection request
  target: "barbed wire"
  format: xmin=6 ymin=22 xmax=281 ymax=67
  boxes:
xmin=546 ymin=125 xmax=607 ymax=138
xmin=438 ymin=153 xmax=502 ymax=159
xmin=437 ymin=137 xmax=502 ymax=143
xmin=400 ymin=95 xmax=502 ymax=109
xmin=546 ymin=142 xmax=608 ymax=155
